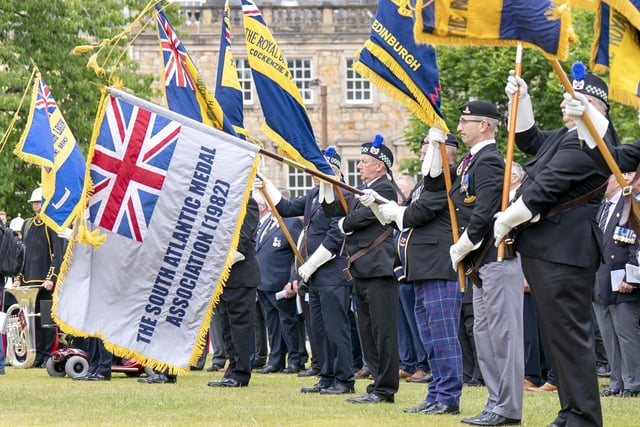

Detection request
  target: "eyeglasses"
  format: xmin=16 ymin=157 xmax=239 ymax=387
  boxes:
xmin=458 ymin=118 xmax=484 ymax=125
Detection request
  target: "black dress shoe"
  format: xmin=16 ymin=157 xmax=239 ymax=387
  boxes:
xmin=282 ymin=365 xmax=301 ymax=374
xmin=596 ymin=365 xmax=611 ymax=377
xmin=73 ymin=371 xmax=96 ymax=381
xmin=407 ymin=372 xmax=434 ymax=383
xmin=138 ymin=373 xmax=176 ymax=384
xmin=464 ymin=378 xmax=485 ymax=387
xmin=298 ymin=367 xmax=320 ymax=377
xmin=207 ymin=377 xmax=246 ymax=387
xmin=621 ymin=389 xmax=639 ymax=397
xmin=256 ymin=365 xmax=281 ymax=374
xmin=600 ymin=388 xmax=620 ymax=397
xmin=207 ymin=364 xmax=224 ymax=372
xmin=345 ymin=392 xmax=393 ymax=404
xmin=301 ymin=382 xmax=330 ymax=393
xmin=462 ymin=411 xmax=520 ymax=426
xmin=403 ymin=399 xmax=434 ymax=413
xmin=87 ymin=373 xmax=111 ymax=381
xmin=319 ymin=383 xmax=355 ymax=395
xmin=420 ymin=401 xmax=459 ymax=415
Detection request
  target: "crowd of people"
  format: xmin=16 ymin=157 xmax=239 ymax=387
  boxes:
xmin=2 ymin=68 xmax=639 ymax=427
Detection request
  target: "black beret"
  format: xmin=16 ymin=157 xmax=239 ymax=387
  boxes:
xmin=459 ymin=100 xmax=501 ymax=120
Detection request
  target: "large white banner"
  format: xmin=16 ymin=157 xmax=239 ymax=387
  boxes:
xmin=54 ymin=88 xmax=259 ymax=374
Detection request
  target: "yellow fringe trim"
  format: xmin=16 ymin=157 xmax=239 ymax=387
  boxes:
xmin=606 ymin=0 xmax=640 ymax=29
xmin=356 ymin=44 xmax=449 ymax=133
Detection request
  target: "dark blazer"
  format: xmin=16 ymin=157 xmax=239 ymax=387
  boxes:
xmin=595 ymin=196 xmax=640 ymax=305
xmin=449 ymin=143 xmax=504 ymax=267
xmin=226 ymin=197 xmax=261 ymax=288
xmin=515 ymin=126 xmax=609 ymax=268
xmin=275 ymin=187 xmax=350 ymax=287
xmin=401 ymin=180 xmax=457 ymax=282
xmin=323 ymin=176 xmax=396 ymax=279
xmin=586 ymin=138 xmax=638 ymax=173
xmin=256 ymin=215 xmax=303 ymax=292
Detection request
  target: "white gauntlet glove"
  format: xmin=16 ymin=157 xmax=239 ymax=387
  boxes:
xmin=230 ymin=250 xmax=245 ymax=266
xmin=318 ymin=181 xmax=335 ymax=204
xmin=563 ymin=92 xmax=609 ymax=149
xmin=422 ymin=126 xmax=446 ymax=178
xmin=261 ymin=176 xmax=282 ymax=205
xmin=378 ymin=201 xmax=406 ymax=229
xmin=493 ymin=197 xmax=533 ymax=246
xmin=449 ymin=231 xmax=475 ymax=271
xmin=298 ymin=244 xmax=335 ymax=282
xmin=505 ymin=70 xmax=534 ymax=132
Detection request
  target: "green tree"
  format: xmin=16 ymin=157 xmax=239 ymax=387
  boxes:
xmin=0 ymin=0 xmax=160 ymax=221
xmin=401 ymin=9 xmax=638 ymax=175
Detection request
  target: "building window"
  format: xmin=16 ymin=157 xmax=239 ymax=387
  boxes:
xmin=346 ymin=58 xmax=372 ymax=103
xmin=287 ymin=166 xmax=314 ymax=198
xmin=235 ymin=59 xmax=253 ymax=105
xmin=346 ymin=160 xmax=362 ymax=188
xmin=287 ymin=58 xmax=313 ymax=103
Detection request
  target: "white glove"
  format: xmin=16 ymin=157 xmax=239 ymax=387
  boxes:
xmin=356 ymin=188 xmax=380 ymax=207
xmin=261 ymin=177 xmax=282 ymax=205
xmin=505 ymin=69 xmax=528 ymax=98
xmin=253 ymin=176 xmax=264 ymax=190
xmin=421 ymin=126 xmax=446 ymax=177
xmin=449 ymin=231 xmax=475 ymax=271
xmin=563 ymin=92 xmax=609 ymax=149
xmin=230 ymin=250 xmax=245 ymax=265
xmin=379 ymin=201 xmax=406 ymax=229
xmin=57 ymin=228 xmax=72 ymax=240
xmin=298 ymin=244 xmax=334 ymax=281
xmin=506 ymin=70 xmax=534 ymax=132
xmin=493 ymin=197 xmax=533 ymax=246
xmin=318 ymin=181 xmax=335 ymax=204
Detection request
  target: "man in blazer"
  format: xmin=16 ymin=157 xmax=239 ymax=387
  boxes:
xmin=494 ymin=68 xmax=612 ymax=427
xmin=593 ymin=175 xmax=640 ymax=398
xmin=448 ymin=101 xmax=525 ymax=426
xmin=322 ymin=135 xmax=399 ymax=404
xmin=254 ymin=191 xmax=304 ymax=374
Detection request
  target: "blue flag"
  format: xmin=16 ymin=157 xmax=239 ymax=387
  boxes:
xmin=14 ymin=69 xmax=86 ymax=232
xmin=154 ymin=4 xmax=238 ymax=137
xmin=354 ymin=0 xmax=447 ymax=131
xmin=241 ymin=0 xmax=333 ymax=175
xmin=215 ymin=0 xmax=246 ymax=139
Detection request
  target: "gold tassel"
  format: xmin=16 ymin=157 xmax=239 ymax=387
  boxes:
xmin=72 ymin=45 xmax=96 ymax=55
xmin=87 ymin=53 xmax=106 ymax=77
xmin=77 ymin=225 xmax=106 ymax=247
xmin=110 ymin=76 xmax=125 ymax=90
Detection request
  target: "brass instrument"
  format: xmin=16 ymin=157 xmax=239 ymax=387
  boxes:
xmin=4 ymin=286 xmax=42 ymax=368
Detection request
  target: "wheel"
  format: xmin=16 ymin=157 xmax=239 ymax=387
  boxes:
xmin=46 ymin=357 xmax=66 ymax=377
xmin=65 ymin=355 xmax=89 ymax=379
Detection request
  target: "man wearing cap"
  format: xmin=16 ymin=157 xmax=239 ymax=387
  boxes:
xmin=361 ymin=129 xmax=464 ymax=414
xmin=258 ymin=147 xmax=355 ymax=396
xmin=493 ymin=65 xmax=613 ymax=426
xmin=436 ymin=102 xmax=524 ymax=426
xmin=320 ymin=135 xmax=399 ymax=404
xmin=13 ymin=187 xmax=67 ymax=368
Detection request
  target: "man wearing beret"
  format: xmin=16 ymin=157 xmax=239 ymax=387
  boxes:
xmin=322 ymin=135 xmax=400 ymax=404
xmin=494 ymin=64 xmax=613 ymax=426
xmin=443 ymin=101 xmax=524 ymax=426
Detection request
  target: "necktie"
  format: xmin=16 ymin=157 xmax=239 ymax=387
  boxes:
xmin=599 ymin=200 xmax=612 ymax=231
xmin=457 ymin=152 xmax=472 ymax=176
xmin=259 ymin=217 xmax=274 ymax=243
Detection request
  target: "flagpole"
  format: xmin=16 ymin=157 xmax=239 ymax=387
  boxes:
xmin=497 ymin=43 xmax=523 ymax=262
xmin=548 ymin=59 xmax=640 ymax=221
xmin=258 ymin=183 xmax=305 ymax=266
xmin=439 ymin=143 xmax=466 ymax=292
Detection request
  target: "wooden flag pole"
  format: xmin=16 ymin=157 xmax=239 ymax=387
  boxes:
xmin=498 ymin=43 xmax=523 ymax=261
xmin=439 ymin=142 xmax=466 ymax=292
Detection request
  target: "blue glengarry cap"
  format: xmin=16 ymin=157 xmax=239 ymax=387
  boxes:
xmin=361 ymin=134 xmax=393 ymax=171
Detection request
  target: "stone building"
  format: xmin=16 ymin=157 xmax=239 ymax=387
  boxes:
xmin=131 ymin=0 xmax=413 ymax=195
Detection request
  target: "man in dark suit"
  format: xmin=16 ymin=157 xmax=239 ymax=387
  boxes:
xmin=593 ymin=175 xmax=640 ymax=398
xmin=322 ymin=135 xmax=399 ymax=404
xmin=494 ymin=68 xmax=612 ymax=426
xmin=446 ymin=101 xmax=525 ymax=427
xmin=254 ymin=191 xmax=304 ymax=374
xmin=260 ymin=147 xmax=355 ymax=396
xmin=207 ymin=197 xmax=260 ymax=388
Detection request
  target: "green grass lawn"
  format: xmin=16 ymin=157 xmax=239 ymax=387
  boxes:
xmin=0 ymin=358 xmax=636 ymax=426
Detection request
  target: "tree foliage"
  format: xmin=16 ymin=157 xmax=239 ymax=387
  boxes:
xmin=0 ymin=0 xmax=159 ymax=221
xmin=400 ymin=9 xmax=639 ymax=175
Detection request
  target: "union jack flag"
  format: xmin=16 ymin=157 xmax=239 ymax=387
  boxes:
xmin=156 ymin=9 xmax=195 ymax=90
xmin=89 ymin=96 xmax=180 ymax=242
xmin=35 ymin=77 xmax=58 ymax=118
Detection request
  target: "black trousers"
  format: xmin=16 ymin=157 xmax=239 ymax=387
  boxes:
xmin=521 ymin=256 xmax=602 ymax=427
